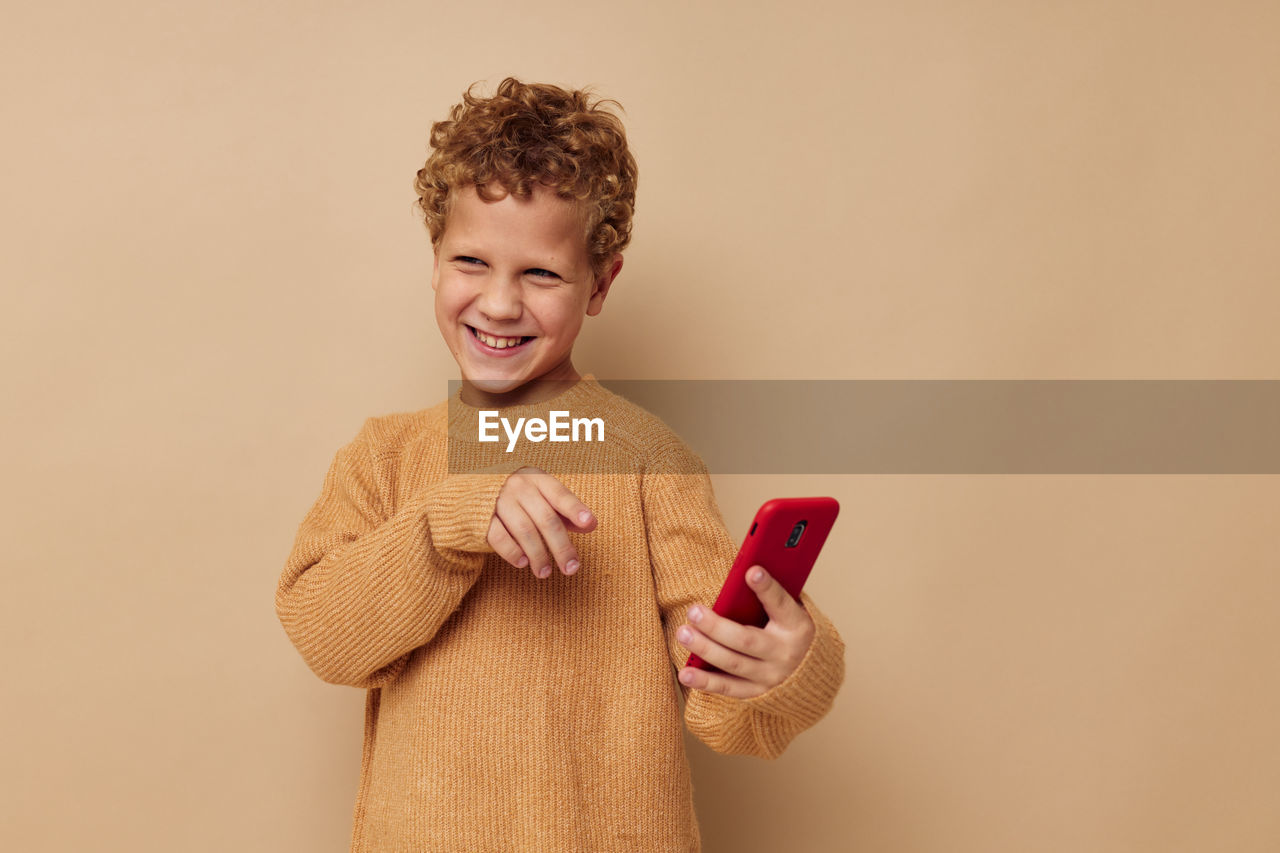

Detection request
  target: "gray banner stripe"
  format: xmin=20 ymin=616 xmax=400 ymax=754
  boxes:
xmin=449 ymin=381 xmax=1280 ymax=473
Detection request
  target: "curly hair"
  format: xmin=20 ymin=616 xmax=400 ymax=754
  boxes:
xmin=414 ymin=78 xmax=638 ymax=276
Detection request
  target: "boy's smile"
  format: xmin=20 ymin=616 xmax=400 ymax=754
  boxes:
xmin=432 ymin=183 xmax=621 ymax=408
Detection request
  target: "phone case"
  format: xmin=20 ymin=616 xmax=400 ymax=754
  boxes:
xmin=685 ymin=496 xmax=839 ymax=672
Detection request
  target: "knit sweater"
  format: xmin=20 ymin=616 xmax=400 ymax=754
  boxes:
xmin=276 ymin=376 xmax=845 ymax=852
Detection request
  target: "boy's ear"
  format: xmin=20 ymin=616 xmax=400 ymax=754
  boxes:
xmin=586 ymin=254 xmax=623 ymax=317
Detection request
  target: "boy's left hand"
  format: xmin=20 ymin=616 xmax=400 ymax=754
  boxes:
xmin=675 ymin=566 xmax=815 ymax=699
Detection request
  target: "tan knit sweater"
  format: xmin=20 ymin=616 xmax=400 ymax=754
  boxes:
xmin=276 ymin=376 xmax=845 ymax=852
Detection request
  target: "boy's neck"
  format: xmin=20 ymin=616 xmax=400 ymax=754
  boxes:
xmin=458 ymin=363 xmax=584 ymax=409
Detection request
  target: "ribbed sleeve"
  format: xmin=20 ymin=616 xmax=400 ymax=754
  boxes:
xmin=275 ymin=420 xmax=525 ymax=688
xmin=642 ymin=437 xmax=846 ymax=760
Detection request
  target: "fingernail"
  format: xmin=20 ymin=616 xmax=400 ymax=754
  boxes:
xmin=579 ymin=510 xmax=592 ymax=524
xmin=516 ymin=555 xmax=528 ymax=568
xmin=689 ymin=606 xmax=702 ymax=624
xmin=677 ymin=626 xmax=692 ymax=643
xmin=538 ymin=566 xmax=551 ymax=578
xmin=565 ymin=559 xmax=579 ymax=575
xmin=750 ymin=568 xmax=765 ymax=583
xmin=679 ymin=669 xmax=695 ymax=685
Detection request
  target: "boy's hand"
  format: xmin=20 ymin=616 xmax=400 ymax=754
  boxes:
xmin=675 ymin=567 xmax=815 ymax=699
xmin=487 ymin=466 xmax=596 ymax=578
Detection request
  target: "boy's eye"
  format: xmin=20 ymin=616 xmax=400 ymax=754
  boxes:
xmin=527 ymin=268 xmax=560 ymax=280
xmin=455 ymin=256 xmax=485 ymax=266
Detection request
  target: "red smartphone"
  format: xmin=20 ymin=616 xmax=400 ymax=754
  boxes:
xmin=685 ymin=496 xmax=840 ymax=671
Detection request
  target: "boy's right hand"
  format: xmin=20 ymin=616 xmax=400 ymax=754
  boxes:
xmin=487 ymin=466 xmax=596 ymax=578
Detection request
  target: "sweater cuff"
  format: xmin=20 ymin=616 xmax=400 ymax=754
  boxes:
xmin=741 ymin=593 xmax=845 ymax=726
xmin=422 ymin=460 xmax=529 ymax=555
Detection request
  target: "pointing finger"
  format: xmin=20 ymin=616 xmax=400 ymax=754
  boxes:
xmin=532 ymin=471 xmax=596 ymax=533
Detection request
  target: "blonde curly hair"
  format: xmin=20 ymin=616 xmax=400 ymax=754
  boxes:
xmin=414 ymin=78 xmax=638 ymax=275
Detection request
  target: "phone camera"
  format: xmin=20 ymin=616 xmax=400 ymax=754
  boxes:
xmin=785 ymin=520 xmax=807 ymax=548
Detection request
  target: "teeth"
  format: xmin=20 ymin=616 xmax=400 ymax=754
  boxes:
xmin=473 ymin=327 xmax=527 ymax=349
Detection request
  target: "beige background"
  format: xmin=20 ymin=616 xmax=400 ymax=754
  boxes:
xmin=2 ymin=1 xmax=1278 ymax=851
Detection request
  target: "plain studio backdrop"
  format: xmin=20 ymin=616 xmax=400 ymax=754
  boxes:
xmin=2 ymin=1 xmax=1278 ymax=851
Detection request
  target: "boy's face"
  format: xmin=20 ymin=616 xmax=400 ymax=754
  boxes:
xmin=432 ymin=183 xmax=622 ymax=406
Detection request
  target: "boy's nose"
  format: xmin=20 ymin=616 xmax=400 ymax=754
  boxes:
xmin=477 ymin=277 xmax=523 ymax=321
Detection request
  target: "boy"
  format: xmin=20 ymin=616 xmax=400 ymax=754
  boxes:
xmin=276 ymin=78 xmax=845 ymax=851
